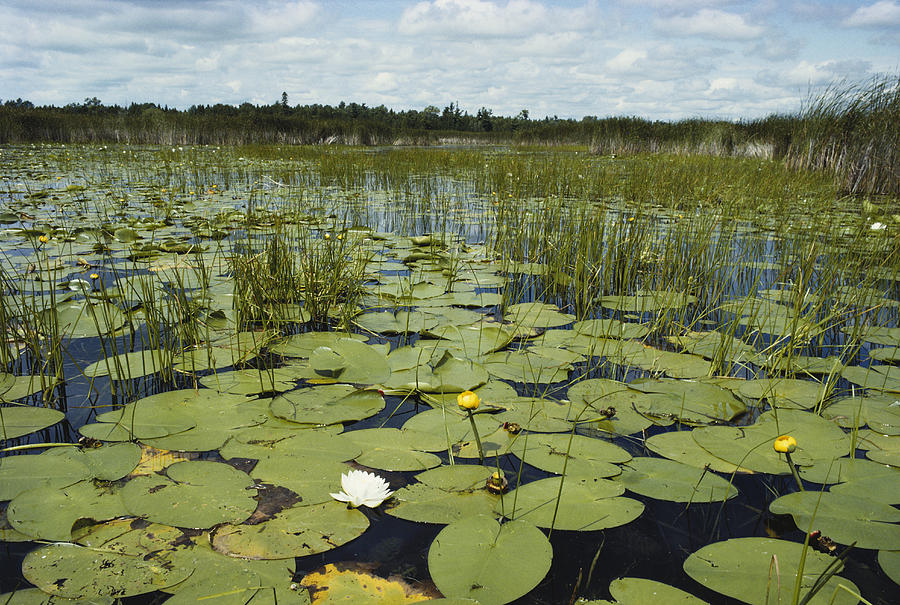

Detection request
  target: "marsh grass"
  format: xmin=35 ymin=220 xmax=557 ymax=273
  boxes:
xmin=788 ymin=74 xmax=900 ymax=196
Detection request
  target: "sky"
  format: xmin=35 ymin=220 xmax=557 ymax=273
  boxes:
xmin=1 ymin=0 xmax=898 ymax=121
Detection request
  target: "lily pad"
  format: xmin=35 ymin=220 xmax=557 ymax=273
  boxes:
xmin=212 ymin=501 xmax=368 ymax=560
xmin=8 ymin=481 xmax=128 ymax=541
xmin=427 ymin=515 xmax=551 ymax=605
xmin=769 ymin=491 xmax=900 ymax=550
xmin=495 ymin=477 xmax=643 ymax=531
xmin=684 ymin=537 xmax=859 ymax=605
xmin=609 ymin=577 xmax=708 ymax=604
xmin=22 ymin=543 xmax=192 ymax=599
xmin=270 ymin=385 xmax=385 ymax=425
xmin=309 ymin=338 xmax=391 ymax=384
xmin=0 ymin=452 xmax=91 ymax=501
xmin=0 ymin=405 xmax=65 ymax=440
xmin=121 ymin=460 xmax=257 ymax=528
xmin=616 ymin=457 xmax=738 ymax=503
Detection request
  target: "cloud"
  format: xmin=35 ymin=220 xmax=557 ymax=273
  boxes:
xmin=398 ymin=0 xmax=595 ymax=37
xmin=656 ymin=8 xmax=764 ymax=40
xmin=844 ymin=1 xmax=900 ymax=27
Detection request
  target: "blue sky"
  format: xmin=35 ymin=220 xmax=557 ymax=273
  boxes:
xmin=1 ymin=0 xmax=898 ymax=120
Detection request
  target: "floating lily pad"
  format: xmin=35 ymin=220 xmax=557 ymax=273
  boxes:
xmin=0 ymin=588 xmax=115 ymax=605
xmin=879 ymin=549 xmax=900 ymax=587
xmin=300 ymin=562 xmax=433 ymax=603
xmin=0 ymin=452 xmax=91 ymax=501
xmin=609 ymin=577 xmax=708 ymax=604
xmin=309 ymin=338 xmax=391 ymax=384
xmin=645 ymin=431 xmax=744 ymax=474
xmin=0 ymin=405 xmax=65 ymax=440
xmin=616 ymin=457 xmax=738 ymax=503
xmin=684 ymin=537 xmax=859 ymax=605
xmin=769 ymin=491 xmax=900 ymax=550
xmin=355 ymin=310 xmax=440 ymax=334
xmin=22 ymin=543 xmax=192 ymax=599
xmin=0 ymin=373 xmax=50 ymax=403
xmin=343 ymin=427 xmax=443 ymax=472
xmin=385 ymin=350 xmax=489 ymax=393
xmin=428 ymin=515 xmax=551 ymax=605
xmin=121 ymin=460 xmax=257 ymax=528
xmin=503 ymin=301 xmax=574 ymax=329
xmin=82 ymin=348 xmax=169 ymax=380
xmin=269 ymin=332 xmax=367 ymax=358
xmin=212 ymin=501 xmax=368 ymax=560
xmin=270 ymin=385 xmax=385 ymax=425
xmin=8 ymin=481 xmax=128 ymax=541
xmin=495 ymin=477 xmax=643 ymax=531
xmin=509 ymin=432 xmax=630 ymax=479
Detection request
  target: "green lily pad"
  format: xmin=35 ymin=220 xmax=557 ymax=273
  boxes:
xmin=684 ymin=537 xmax=859 ymax=605
xmin=691 ymin=409 xmax=849 ymax=474
xmin=0 ymin=452 xmax=91 ymax=500
xmin=482 ymin=349 xmax=573 ymax=384
xmin=385 ymin=350 xmax=489 ymax=393
xmin=769 ymin=491 xmax=900 ymax=550
xmin=0 ymin=373 xmax=50 ymax=403
xmin=343 ymin=427 xmax=443 ymax=472
xmin=121 ymin=460 xmax=257 ymax=528
xmin=609 ymin=577 xmax=708 ymax=604
xmin=199 ymin=367 xmax=298 ymax=395
xmin=879 ymin=549 xmax=900 ymax=586
xmin=823 ymin=394 xmax=900 ymax=435
xmin=270 ymin=385 xmax=385 ymax=425
xmin=220 ymin=425 xmax=352 ymax=461
xmin=737 ymin=378 xmax=832 ymax=409
xmin=495 ymin=477 xmax=643 ymax=531
xmin=830 ymin=473 xmax=900 ymax=504
xmin=616 ymin=457 xmax=738 ymax=502
xmin=268 ymin=331 xmax=367 ymax=358
xmin=573 ymin=318 xmax=650 ymax=340
xmin=799 ymin=456 xmax=898 ymax=484
xmin=509 ymin=432 xmax=630 ymax=479
xmin=0 ymin=405 xmax=65 ymax=440
xmin=426 ymin=324 xmax=515 ymax=356
xmin=355 ymin=310 xmax=440 ymax=334
xmin=212 ymin=501 xmax=368 ymax=560
xmin=644 ymin=430 xmax=745 ymax=474
xmin=82 ymin=348 xmax=170 ymax=380
xmin=45 ymin=443 xmax=141 ymax=481
xmin=22 ymin=543 xmax=192 ymax=599
xmin=8 ymin=481 xmax=128 ymax=541
xmin=386 ymin=465 xmax=501 ymax=524
xmin=427 ymin=515 xmax=551 ymax=605
xmin=503 ymin=301 xmax=574 ymax=328
xmin=309 ymin=338 xmax=391 ymax=384
xmin=42 ymin=300 xmax=128 ymax=338
xmin=0 ymin=588 xmax=115 ymax=605
xmin=842 ymin=364 xmax=900 ymax=393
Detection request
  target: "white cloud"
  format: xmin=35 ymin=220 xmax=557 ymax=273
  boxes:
xmin=605 ymin=49 xmax=648 ymax=72
xmin=656 ymin=9 xmax=764 ymax=40
xmin=844 ymin=1 xmax=900 ymax=27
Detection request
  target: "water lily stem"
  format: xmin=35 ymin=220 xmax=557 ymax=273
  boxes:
xmin=466 ymin=409 xmax=484 ymax=463
xmin=785 ymin=452 xmax=804 ymax=492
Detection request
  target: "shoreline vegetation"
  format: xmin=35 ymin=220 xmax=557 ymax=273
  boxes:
xmin=1 ymin=74 xmax=897 ymax=196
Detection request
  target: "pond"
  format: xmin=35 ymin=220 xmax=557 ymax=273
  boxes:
xmin=0 ymin=143 xmax=898 ymax=605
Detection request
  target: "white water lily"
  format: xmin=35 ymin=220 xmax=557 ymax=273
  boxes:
xmin=330 ymin=470 xmax=393 ymax=508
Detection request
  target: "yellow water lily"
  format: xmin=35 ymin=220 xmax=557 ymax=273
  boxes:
xmin=457 ymin=390 xmax=480 ymax=410
xmin=773 ymin=435 xmax=797 ymax=454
